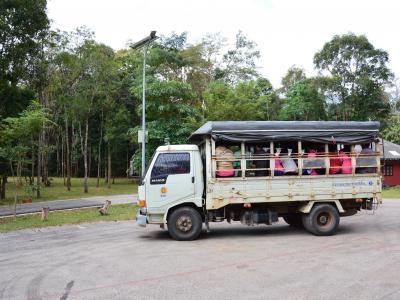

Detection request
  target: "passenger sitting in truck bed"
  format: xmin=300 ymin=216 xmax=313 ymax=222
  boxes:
xmin=356 ymin=147 xmax=376 ymax=174
xmin=215 ymin=146 xmax=234 ymax=177
xmin=339 ymin=150 xmax=352 ymax=174
xmin=274 ymin=148 xmax=284 ymax=176
xmin=254 ymin=145 xmax=269 ymax=176
xmin=304 ymin=149 xmax=319 ymax=175
xmin=329 ymin=151 xmax=341 ymax=175
xmin=281 ymin=148 xmax=298 ymax=175
xmin=233 ymin=147 xmax=241 ymax=177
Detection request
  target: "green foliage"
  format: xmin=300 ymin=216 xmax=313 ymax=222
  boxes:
xmin=0 ymin=83 xmax=34 ymax=119
xmin=0 ymin=0 xmax=49 ymax=83
xmin=0 ymin=2 xmax=396 ymax=187
xmin=0 ymin=100 xmax=52 ymax=172
xmin=217 ymin=31 xmax=261 ymax=84
xmin=104 ymin=108 xmax=131 ymax=145
xmin=204 ymin=79 xmax=279 ymax=121
xmin=314 ymin=33 xmax=392 ymax=121
xmin=0 ymin=0 xmax=49 ymax=156
xmin=280 ymin=79 xmax=326 ymax=121
xmin=280 ymin=66 xmax=306 ymax=95
xmin=382 ymin=115 xmax=400 ymax=144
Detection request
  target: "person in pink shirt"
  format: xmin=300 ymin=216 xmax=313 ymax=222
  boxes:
xmin=339 ymin=150 xmax=352 ymax=174
xmin=306 ymin=149 xmax=318 ymax=175
xmin=274 ymin=148 xmax=284 ymax=176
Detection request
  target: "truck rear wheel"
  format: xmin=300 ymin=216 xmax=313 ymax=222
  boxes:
xmin=302 ymin=204 xmax=340 ymax=236
xmin=167 ymin=207 xmax=202 ymax=241
xmin=283 ymin=214 xmax=304 ymax=228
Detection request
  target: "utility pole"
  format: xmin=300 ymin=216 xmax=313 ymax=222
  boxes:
xmin=130 ymin=31 xmax=158 ymax=178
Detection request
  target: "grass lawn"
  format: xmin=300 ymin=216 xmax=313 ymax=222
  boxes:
xmin=0 ymin=203 xmax=137 ymax=233
xmin=1 ymin=177 xmax=138 ymax=205
xmin=382 ymin=187 xmax=400 ymax=199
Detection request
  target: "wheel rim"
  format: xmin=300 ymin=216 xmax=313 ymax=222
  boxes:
xmin=316 ymin=212 xmax=332 ymax=227
xmin=176 ymin=215 xmax=193 ymax=232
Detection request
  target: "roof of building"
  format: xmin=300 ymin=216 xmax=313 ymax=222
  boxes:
xmin=189 ymin=121 xmax=380 ymax=144
xmin=384 ymin=140 xmax=400 ymax=160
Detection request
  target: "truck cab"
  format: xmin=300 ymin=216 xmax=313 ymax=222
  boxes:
xmin=136 ymin=144 xmax=204 ymax=239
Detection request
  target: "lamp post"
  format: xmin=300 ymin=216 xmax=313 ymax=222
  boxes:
xmin=130 ymin=31 xmax=158 ymax=178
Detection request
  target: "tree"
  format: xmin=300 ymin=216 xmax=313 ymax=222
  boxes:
xmin=314 ymin=33 xmax=392 ymax=121
xmin=0 ymin=0 xmax=49 ymax=84
xmin=280 ymin=66 xmax=306 ymax=95
xmin=129 ymin=34 xmax=203 ymax=174
xmin=0 ymin=0 xmax=50 ymax=197
xmin=104 ymin=108 xmax=131 ymax=188
xmin=388 ymin=78 xmax=400 ymax=113
xmin=0 ymin=100 xmax=51 ymax=214
xmin=382 ymin=118 xmax=400 ymax=145
xmin=74 ymin=40 xmax=116 ymax=193
xmin=280 ymin=79 xmax=326 ymax=121
xmin=204 ymin=78 xmax=280 ymax=121
xmin=217 ymin=31 xmax=261 ymax=84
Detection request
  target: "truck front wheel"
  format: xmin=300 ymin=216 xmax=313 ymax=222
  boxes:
xmin=167 ymin=207 xmax=203 ymax=241
xmin=302 ymin=204 xmax=340 ymax=236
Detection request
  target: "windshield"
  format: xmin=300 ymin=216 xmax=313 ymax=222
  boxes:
xmin=141 ymin=151 xmax=157 ymax=185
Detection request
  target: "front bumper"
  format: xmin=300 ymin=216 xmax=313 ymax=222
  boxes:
xmin=136 ymin=208 xmax=148 ymax=227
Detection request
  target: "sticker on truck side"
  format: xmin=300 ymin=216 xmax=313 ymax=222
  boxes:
xmin=150 ymin=176 xmax=167 ymax=184
xmin=332 ymin=181 xmax=373 ymax=187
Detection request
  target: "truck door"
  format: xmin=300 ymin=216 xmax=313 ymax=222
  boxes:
xmin=146 ymin=152 xmax=194 ymax=210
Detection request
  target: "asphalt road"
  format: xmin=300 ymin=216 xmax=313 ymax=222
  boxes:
xmin=1 ymin=200 xmax=399 ymax=300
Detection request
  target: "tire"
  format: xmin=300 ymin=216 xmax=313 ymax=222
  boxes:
xmin=167 ymin=207 xmax=203 ymax=241
xmin=302 ymin=204 xmax=340 ymax=236
xmin=283 ymin=214 xmax=304 ymax=228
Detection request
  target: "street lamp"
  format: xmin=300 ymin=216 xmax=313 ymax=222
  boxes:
xmin=130 ymin=31 xmax=158 ymax=179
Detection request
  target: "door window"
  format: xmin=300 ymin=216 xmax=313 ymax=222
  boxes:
xmin=151 ymin=153 xmax=190 ymax=184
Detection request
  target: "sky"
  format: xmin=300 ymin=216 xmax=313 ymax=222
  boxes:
xmin=47 ymin=0 xmax=400 ymax=87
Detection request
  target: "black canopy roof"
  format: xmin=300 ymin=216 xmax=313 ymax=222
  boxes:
xmin=189 ymin=121 xmax=380 ymax=144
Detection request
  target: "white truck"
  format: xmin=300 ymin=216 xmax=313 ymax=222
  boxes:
xmin=136 ymin=121 xmax=382 ymax=240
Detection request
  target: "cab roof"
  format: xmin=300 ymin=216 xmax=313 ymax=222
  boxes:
xmin=189 ymin=121 xmax=380 ymax=144
xmin=156 ymin=144 xmax=199 ymax=152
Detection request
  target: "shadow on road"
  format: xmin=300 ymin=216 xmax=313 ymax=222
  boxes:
xmin=137 ymin=221 xmax=366 ymax=241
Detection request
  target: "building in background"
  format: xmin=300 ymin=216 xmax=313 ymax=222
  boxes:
xmin=382 ymin=140 xmax=400 ymax=187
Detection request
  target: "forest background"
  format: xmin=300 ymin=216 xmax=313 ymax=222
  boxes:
xmin=1 ymin=0 xmax=400 ymax=201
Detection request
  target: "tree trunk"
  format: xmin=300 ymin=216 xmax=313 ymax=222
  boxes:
xmin=126 ymin=147 xmax=129 ymax=178
xmin=0 ymin=177 xmax=2 ymax=201
xmin=31 ymin=145 xmax=35 ymax=185
xmin=42 ymin=149 xmax=49 ymax=186
xmin=10 ymin=161 xmax=18 ymax=217
xmin=56 ymin=134 xmax=60 ymax=177
xmin=41 ymin=207 xmax=49 ymax=221
xmin=0 ymin=175 xmax=6 ymax=200
xmin=37 ymin=131 xmax=41 ymax=198
xmin=96 ymin=110 xmax=103 ymax=188
xmin=107 ymin=143 xmax=111 ymax=189
xmin=88 ymin=145 xmax=91 ymax=178
xmin=42 ymin=130 xmax=49 ymax=186
xmin=104 ymin=160 xmax=108 ymax=183
xmin=72 ymin=122 xmax=77 ymax=177
xmin=65 ymin=115 xmax=71 ymax=191
xmin=99 ymin=200 xmax=111 ymax=215
xmin=83 ymin=117 xmax=89 ymax=193
xmin=62 ymin=135 xmax=65 ymax=186
xmin=17 ymin=161 xmax=22 ymax=185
